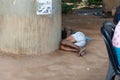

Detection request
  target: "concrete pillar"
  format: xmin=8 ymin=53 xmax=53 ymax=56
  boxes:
xmin=0 ymin=0 xmax=61 ymax=55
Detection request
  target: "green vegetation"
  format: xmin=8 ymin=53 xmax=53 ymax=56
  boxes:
xmin=62 ymin=3 xmax=74 ymax=14
xmin=88 ymin=0 xmax=102 ymax=5
xmin=62 ymin=0 xmax=75 ymax=14
xmin=62 ymin=0 xmax=102 ymax=14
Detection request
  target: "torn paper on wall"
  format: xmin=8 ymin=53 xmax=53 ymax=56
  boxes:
xmin=36 ymin=0 xmax=52 ymax=15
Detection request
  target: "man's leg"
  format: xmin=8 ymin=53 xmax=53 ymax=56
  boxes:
xmin=60 ymin=39 xmax=86 ymax=56
xmin=61 ymin=39 xmax=79 ymax=50
xmin=60 ymin=45 xmax=79 ymax=52
xmin=60 ymin=44 xmax=86 ymax=56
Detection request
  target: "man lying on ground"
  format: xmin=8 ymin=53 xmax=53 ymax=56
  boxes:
xmin=60 ymin=30 xmax=90 ymax=56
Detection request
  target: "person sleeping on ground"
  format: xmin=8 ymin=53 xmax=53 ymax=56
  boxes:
xmin=60 ymin=29 xmax=90 ymax=56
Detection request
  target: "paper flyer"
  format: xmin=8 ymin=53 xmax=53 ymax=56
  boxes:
xmin=36 ymin=0 xmax=52 ymax=15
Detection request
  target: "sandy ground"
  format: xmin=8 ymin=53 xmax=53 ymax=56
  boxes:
xmin=0 ymin=12 xmax=113 ymax=80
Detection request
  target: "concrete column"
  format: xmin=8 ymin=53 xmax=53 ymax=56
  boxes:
xmin=0 ymin=0 xmax=61 ymax=55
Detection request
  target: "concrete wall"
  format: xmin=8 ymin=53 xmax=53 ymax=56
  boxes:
xmin=0 ymin=0 xmax=61 ymax=55
xmin=103 ymin=0 xmax=120 ymax=12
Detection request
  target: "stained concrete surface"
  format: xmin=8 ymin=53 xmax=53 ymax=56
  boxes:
xmin=0 ymin=12 xmax=113 ymax=80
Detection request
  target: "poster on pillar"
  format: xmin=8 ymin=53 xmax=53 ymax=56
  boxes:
xmin=36 ymin=0 xmax=52 ymax=15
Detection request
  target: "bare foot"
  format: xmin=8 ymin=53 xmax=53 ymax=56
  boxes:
xmin=79 ymin=47 xmax=86 ymax=56
xmin=79 ymin=51 xmax=86 ymax=56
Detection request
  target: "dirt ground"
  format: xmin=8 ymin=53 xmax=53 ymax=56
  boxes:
xmin=0 ymin=10 xmax=113 ymax=80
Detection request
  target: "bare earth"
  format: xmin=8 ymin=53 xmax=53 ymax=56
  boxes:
xmin=0 ymin=13 xmax=113 ymax=80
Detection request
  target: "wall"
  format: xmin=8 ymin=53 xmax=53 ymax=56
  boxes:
xmin=102 ymin=0 xmax=120 ymax=12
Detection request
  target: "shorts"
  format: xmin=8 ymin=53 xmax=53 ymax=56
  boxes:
xmin=71 ymin=32 xmax=86 ymax=47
